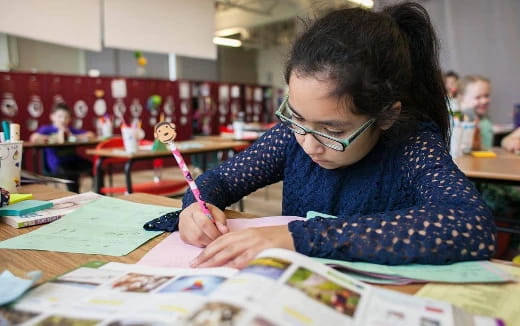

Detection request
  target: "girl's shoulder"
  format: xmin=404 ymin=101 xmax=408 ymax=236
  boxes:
xmin=258 ymin=123 xmax=295 ymax=145
xmin=397 ymin=121 xmax=450 ymax=165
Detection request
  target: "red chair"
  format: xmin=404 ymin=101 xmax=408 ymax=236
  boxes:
xmin=93 ymin=137 xmax=187 ymax=196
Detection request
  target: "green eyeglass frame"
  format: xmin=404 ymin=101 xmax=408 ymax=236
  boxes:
xmin=275 ymin=96 xmax=376 ymax=152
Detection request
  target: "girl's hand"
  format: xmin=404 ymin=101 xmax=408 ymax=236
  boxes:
xmin=190 ymin=225 xmax=295 ymax=269
xmin=77 ymin=131 xmax=95 ymax=141
xmin=502 ymin=137 xmax=520 ymax=153
xmin=30 ymin=133 xmax=49 ymax=143
xmin=179 ymin=202 xmax=228 ymax=247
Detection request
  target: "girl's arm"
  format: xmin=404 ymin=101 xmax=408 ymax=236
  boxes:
xmin=289 ymin=131 xmax=496 ymax=265
xmin=29 ymin=132 xmax=49 ymax=143
xmin=182 ymin=124 xmax=292 ymax=210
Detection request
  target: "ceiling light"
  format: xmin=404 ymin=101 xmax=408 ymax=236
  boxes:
xmin=349 ymin=0 xmax=374 ymax=8
xmin=213 ymin=37 xmax=242 ymax=47
xmin=214 ymin=27 xmax=248 ymax=38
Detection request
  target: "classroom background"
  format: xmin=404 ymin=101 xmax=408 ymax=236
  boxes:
xmin=1 ymin=0 xmax=520 ymax=256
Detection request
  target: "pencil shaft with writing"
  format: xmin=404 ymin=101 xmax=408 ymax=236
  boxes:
xmin=168 ymin=142 xmax=214 ymax=222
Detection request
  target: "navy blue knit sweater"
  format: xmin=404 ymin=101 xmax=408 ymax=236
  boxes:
xmin=182 ymin=123 xmax=496 ymax=265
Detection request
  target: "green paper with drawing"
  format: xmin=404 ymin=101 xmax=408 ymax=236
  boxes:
xmin=0 ymin=196 xmax=172 ymax=255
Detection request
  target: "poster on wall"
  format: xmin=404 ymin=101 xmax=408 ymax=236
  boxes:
xmin=1 ymin=93 xmax=18 ymax=118
xmin=179 ymin=82 xmax=190 ymax=100
xmin=94 ymin=95 xmax=107 ymax=116
xmin=111 ymin=79 xmax=127 ymax=99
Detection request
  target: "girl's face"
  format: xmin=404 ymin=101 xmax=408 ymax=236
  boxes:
xmin=288 ymin=73 xmax=382 ymax=169
xmin=459 ymin=80 xmax=491 ymax=117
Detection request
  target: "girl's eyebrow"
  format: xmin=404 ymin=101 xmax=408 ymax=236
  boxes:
xmin=287 ymin=101 xmax=353 ymax=128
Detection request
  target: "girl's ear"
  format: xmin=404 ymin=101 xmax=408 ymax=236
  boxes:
xmin=378 ymin=101 xmax=401 ymax=130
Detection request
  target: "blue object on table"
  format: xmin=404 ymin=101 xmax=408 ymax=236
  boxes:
xmin=0 ymin=270 xmax=42 ymax=306
xmin=1 ymin=120 xmax=10 ymax=141
xmin=0 ymin=200 xmax=53 ymax=216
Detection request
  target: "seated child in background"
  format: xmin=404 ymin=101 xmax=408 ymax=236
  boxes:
xmin=457 ymin=75 xmax=494 ymax=149
xmin=29 ymin=103 xmax=95 ymax=193
xmin=443 ymin=70 xmax=459 ymax=113
xmin=177 ymin=2 xmax=496 ymax=268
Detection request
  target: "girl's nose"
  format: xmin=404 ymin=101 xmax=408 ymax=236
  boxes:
xmin=299 ymin=133 xmax=325 ymax=155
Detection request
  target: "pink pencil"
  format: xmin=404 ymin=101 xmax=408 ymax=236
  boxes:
xmin=168 ymin=142 xmax=215 ymax=223
xmin=154 ymin=122 xmax=214 ymax=223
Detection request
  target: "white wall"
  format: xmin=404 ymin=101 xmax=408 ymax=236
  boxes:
xmin=423 ymin=0 xmax=520 ymax=124
xmin=0 ymin=33 xmax=8 ymax=71
xmin=218 ymin=47 xmax=258 ymax=84
xmin=104 ymin=0 xmax=216 ymax=60
xmin=257 ymin=44 xmax=289 ymax=89
xmin=0 ymin=0 xmax=101 ymax=51
xmin=15 ymin=37 xmax=84 ymax=74
xmin=376 ymin=0 xmax=520 ymax=125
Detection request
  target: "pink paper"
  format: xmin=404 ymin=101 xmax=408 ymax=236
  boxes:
xmin=137 ymin=216 xmax=304 ymax=268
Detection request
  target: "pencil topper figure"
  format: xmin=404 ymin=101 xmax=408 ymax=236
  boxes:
xmin=154 ymin=122 xmax=177 ymax=144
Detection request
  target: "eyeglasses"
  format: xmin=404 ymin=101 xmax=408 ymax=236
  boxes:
xmin=275 ymin=96 xmax=376 ymax=152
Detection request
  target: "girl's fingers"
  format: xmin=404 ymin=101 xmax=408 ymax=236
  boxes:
xmin=191 ymin=233 xmax=247 ymax=267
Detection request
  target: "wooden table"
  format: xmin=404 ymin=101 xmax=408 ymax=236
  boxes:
xmin=0 ymin=184 xmax=254 ymax=285
xmin=1 ymin=185 xmax=517 ymax=323
xmin=23 ymin=139 xmax=102 ymax=173
xmin=86 ymin=139 xmax=249 ymax=194
xmin=455 ymin=148 xmax=520 ymax=185
xmin=455 ymin=148 xmax=520 ymax=235
xmin=2 ymin=184 xmax=519 ymax=299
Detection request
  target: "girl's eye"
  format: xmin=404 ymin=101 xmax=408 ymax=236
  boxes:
xmin=293 ymin=115 xmax=305 ymax=123
xmin=323 ymin=129 xmax=346 ymax=137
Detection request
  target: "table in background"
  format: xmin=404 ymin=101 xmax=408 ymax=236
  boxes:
xmin=86 ymin=139 xmax=249 ymax=194
xmin=455 ymin=148 xmax=520 ymax=235
xmin=455 ymin=148 xmax=520 ymax=186
xmin=23 ymin=139 xmax=102 ymax=174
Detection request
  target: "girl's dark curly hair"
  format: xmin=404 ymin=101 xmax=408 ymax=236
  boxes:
xmin=285 ymin=2 xmax=449 ymax=145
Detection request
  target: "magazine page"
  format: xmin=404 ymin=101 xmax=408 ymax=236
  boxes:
xmin=2 ymin=261 xmax=237 ymax=326
xmin=180 ymin=249 xmax=501 ymax=326
xmin=190 ymin=248 xmax=373 ymax=326
xmin=1 ymin=249 xmax=502 ymax=326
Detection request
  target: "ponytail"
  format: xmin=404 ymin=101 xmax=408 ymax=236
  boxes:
xmin=383 ymin=3 xmax=450 ymax=145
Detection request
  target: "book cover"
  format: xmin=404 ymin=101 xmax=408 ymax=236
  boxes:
xmin=0 ymin=192 xmax=102 ymax=228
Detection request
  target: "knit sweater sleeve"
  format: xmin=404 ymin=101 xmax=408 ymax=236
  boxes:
xmin=289 ymin=131 xmax=497 ymax=264
xmin=182 ymin=124 xmax=291 ymax=210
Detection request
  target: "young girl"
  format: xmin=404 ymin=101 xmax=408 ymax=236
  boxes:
xmin=178 ymin=3 xmax=496 ymax=268
xmin=457 ymin=75 xmax=494 ymax=150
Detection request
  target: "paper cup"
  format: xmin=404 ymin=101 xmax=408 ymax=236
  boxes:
xmin=121 ymin=127 xmax=138 ymax=153
xmin=0 ymin=141 xmax=23 ymax=193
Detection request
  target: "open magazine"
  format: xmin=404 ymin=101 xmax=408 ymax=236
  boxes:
xmin=0 ymin=249 xmax=502 ymax=326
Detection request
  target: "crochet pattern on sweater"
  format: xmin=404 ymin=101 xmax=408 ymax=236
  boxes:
xmin=182 ymin=123 xmax=496 ymax=265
